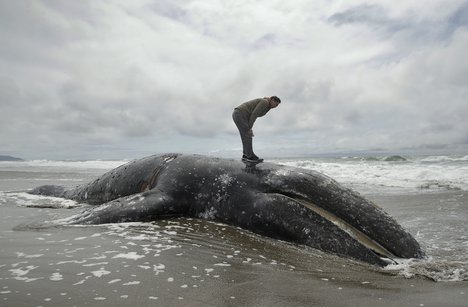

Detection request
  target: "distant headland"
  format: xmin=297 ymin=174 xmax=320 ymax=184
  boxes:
xmin=0 ymin=155 xmax=24 ymax=161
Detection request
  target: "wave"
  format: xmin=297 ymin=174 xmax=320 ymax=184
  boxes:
xmin=382 ymin=155 xmax=407 ymax=162
xmin=358 ymin=155 xmax=408 ymax=162
xmin=419 ymin=155 xmax=468 ymax=163
xmin=334 ymin=154 xmax=468 ymax=163
xmin=384 ymin=258 xmax=468 ymax=282
xmin=274 ymin=155 xmax=468 ymax=193
xmin=0 ymin=159 xmax=128 ymax=170
xmin=0 ymin=192 xmax=83 ymax=209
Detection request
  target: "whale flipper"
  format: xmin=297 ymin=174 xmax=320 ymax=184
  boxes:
xmin=64 ymin=189 xmax=184 ymax=224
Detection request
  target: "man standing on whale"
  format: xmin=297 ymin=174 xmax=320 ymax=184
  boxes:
xmin=233 ymin=96 xmax=281 ymax=162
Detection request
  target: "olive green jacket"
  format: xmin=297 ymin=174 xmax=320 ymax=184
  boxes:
xmin=235 ymin=98 xmax=271 ymax=128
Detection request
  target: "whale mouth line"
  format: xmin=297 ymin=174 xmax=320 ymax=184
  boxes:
xmin=268 ymin=190 xmax=396 ymax=260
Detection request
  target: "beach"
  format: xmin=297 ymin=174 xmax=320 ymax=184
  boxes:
xmin=0 ymin=156 xmax=467 ymax=306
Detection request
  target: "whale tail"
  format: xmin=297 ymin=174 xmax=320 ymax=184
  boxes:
xmin=29 ymin=185 xmax=66 ymax=198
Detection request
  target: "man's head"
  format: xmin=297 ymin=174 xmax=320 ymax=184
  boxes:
xmin=269 ymin=96 xmax=281 ymax=108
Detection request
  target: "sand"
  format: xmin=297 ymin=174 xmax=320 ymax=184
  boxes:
xmin=1 ymin=192 xmax=467 ymax=306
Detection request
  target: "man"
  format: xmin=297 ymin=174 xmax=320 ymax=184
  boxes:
xmin=232 ymin=96 xmax=281 ymax=162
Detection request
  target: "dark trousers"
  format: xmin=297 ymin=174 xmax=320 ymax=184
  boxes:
xmin=232 ymin=109 xmax=254 ymax=157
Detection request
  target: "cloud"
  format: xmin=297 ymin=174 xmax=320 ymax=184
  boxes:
xmin=328 ymin=4 xmax=397 ymax=29
xmin=0 ymin=0 xmax=467 ymax=159
xmin=329 ymin=1 xmax=468 ymax=43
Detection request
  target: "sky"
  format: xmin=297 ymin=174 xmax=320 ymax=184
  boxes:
xmin=1 ymin=0 xmax=468 ymax=160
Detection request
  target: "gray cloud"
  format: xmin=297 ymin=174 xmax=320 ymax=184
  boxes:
xmin=147 ymin=0 xmax=188 ymax=22
xmin=1 ymin=0 xmax=467 ymax=159
xmin=329 ymin=2 xmax=468 ymax=43
xmin=448 ymin=2 xmax=468 ymax=30
xmin=328 ymin=4 xmax=399 ymax=29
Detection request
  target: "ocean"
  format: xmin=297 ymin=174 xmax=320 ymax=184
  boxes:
xmin=0 ymin=154 xmax=467 ymax=306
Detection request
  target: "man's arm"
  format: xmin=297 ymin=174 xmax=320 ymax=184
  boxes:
xmin=248 ymin=99 xmax=270 ymax=128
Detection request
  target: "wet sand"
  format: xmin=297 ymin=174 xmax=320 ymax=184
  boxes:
xmin=0 ymin=192 xmax=467 ymax=306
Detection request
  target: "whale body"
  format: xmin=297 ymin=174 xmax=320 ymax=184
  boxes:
xmin=30 ymin=154 xmax=424 ymax=266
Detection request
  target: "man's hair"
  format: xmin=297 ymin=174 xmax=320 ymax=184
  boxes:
xmin=271 ymin=96 xmax=281 ymax=103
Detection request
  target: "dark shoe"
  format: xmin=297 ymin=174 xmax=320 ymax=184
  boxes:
xmin=251 ymin=154 xmax=263 ymax=162
xmin=242 ymin=156 xmax=263 ymax=163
